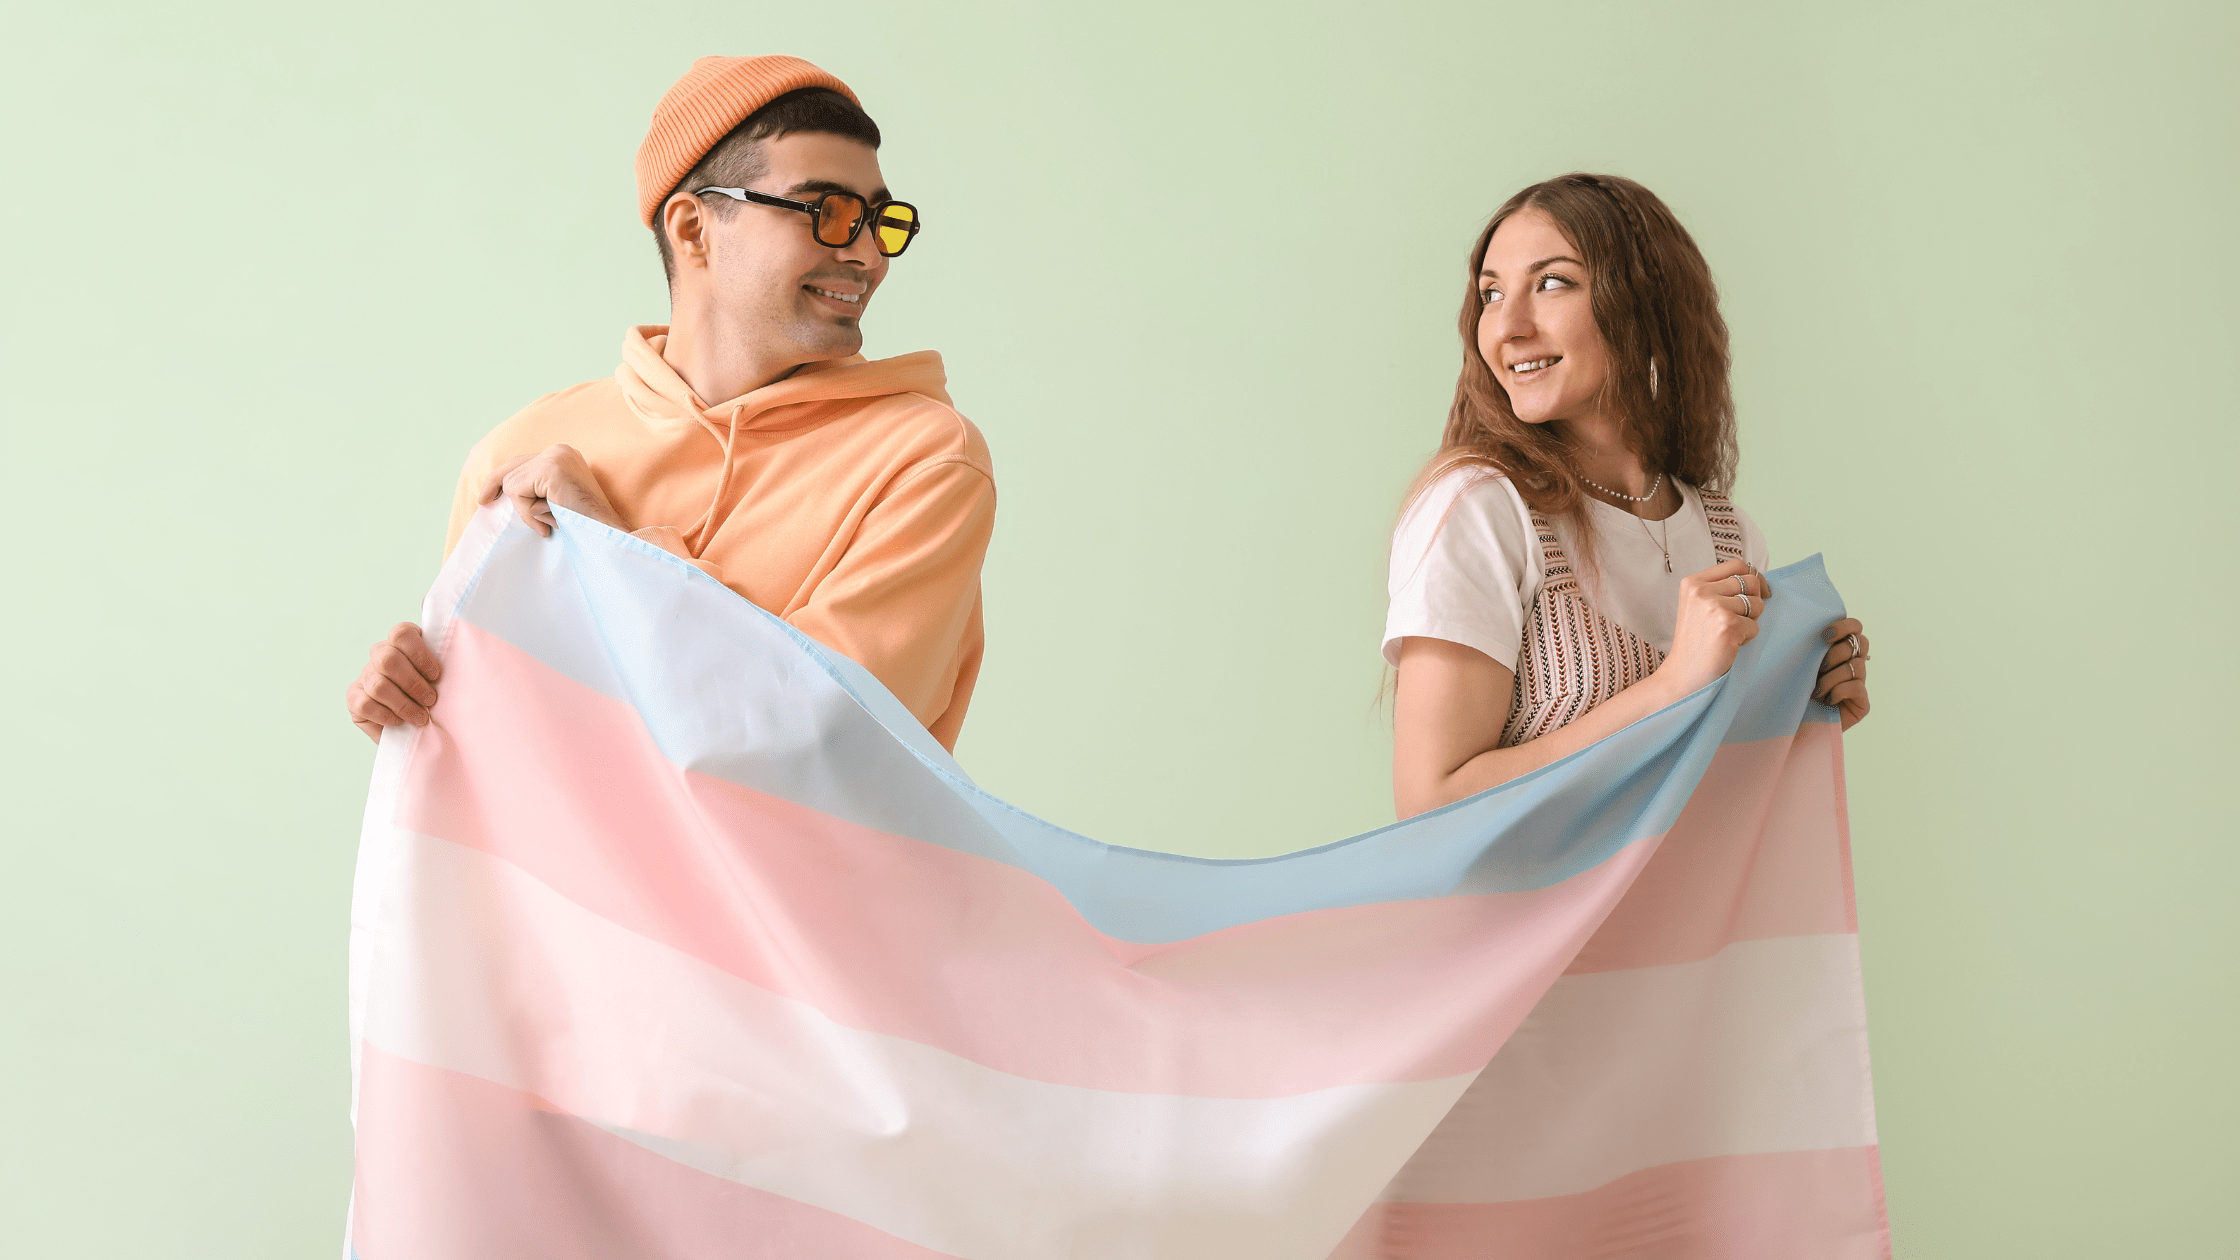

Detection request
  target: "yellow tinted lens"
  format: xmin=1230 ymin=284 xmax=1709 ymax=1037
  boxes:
xmin=875 ymin=204 xmax=917 ymax=255
xmin=816 ymin=194 xmax=866 ymax=246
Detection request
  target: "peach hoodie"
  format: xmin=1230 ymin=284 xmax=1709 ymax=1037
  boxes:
xmin=446 ymin=326 xmax=995 ymax=750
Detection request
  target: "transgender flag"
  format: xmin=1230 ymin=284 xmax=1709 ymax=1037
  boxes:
xmin=345 ymin=504 xmax=1889 ymax=1259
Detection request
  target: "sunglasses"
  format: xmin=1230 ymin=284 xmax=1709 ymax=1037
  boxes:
xmin=692 ymin=186 xmax=922 ymax=257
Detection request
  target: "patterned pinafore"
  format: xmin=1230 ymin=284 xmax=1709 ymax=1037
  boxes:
xmin=1498 ymin=491 xmax=1744 ymax=747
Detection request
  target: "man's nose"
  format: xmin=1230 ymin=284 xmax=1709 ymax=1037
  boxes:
xmin=833 ymin=222 xmax=883 ymax=267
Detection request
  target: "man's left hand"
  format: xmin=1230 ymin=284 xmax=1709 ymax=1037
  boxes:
xmin=478 ymin=443 xmax=625 ymax=537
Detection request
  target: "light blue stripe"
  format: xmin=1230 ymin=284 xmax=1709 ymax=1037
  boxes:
xmin=446 ymin=509 xmax=1846 ymax=943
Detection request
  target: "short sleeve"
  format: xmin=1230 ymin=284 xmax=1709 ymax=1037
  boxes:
xmin=1382 ymin=468 xmax=1540 ymax=670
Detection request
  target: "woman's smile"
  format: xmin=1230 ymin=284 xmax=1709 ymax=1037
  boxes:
xmin=1506 ymin=354 xmax=1562 ymax=383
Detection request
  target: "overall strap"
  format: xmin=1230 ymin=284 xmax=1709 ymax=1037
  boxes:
xmin=1501 ymin=505 xmax=1663 ymax=749
xmin=1524 ymin=509 xmax=1579 ymax=596
xmin=1698 ymin=489 xmax=1745 ymax=564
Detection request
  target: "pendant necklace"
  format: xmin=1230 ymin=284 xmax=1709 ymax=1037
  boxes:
xmin=1638 ymin=512 xmax=1672 ymax=572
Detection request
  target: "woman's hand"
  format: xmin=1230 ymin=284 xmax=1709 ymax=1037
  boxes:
xmin=1815 ymin=618 xmax=1871 ymax=730
xmin=1651 ymin=558 xmax=1768 ymax=699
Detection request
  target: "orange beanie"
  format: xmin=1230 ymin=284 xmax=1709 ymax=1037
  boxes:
xmin=635 ymin=55 xmax=859 ymax=228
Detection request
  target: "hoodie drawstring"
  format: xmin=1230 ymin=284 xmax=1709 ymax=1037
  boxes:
xmin=683 ymin=403 xmax=744 ymax=557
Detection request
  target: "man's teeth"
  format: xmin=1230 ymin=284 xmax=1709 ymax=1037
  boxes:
xmin=809 ymin=286 xmax=861 ymax=304
xmin=1511 ymin=357 xmax=1558 ymax=373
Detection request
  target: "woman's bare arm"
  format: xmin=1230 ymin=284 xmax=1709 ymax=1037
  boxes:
xmin=1392 ymin=638 xmax=1685 ymax=818
xmin=1392 ymin=557 xmax=1770 ymax=819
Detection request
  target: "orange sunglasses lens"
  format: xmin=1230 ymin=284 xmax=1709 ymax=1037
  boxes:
xmin=812 ymin=194 xmax=867 ymax=247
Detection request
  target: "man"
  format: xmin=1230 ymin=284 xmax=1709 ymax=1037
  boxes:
xmin=344 ymin=55 xmax=995 ymax=750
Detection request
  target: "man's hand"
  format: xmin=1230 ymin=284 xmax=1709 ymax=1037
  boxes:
xmin=346 ymin=623 xmax=442 ymax=744
xmin=479 ymin=443 xmax=625 ymax=536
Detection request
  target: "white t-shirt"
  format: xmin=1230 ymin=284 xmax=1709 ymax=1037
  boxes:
xmin=1383 ymin=466 xmax=1770 ymax=670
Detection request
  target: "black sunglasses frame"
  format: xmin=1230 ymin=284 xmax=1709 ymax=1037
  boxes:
xmin=691 ymin=186 xmax=922 ymax=257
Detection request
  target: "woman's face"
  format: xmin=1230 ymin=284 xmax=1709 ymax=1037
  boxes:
xmin=1475 ymin=207 xmax=1608 ymax=426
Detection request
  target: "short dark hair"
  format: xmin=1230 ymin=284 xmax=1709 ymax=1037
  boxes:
xmin=653 ymin=87 xmax=883 ymax=285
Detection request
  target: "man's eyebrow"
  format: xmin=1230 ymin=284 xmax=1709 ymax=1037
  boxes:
xmin=1481 ymin=254 xmax=1585 ymax=280
xmin=786 ymin=178 xmax=893 ymax=202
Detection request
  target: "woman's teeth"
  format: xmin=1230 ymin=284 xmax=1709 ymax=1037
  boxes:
xmin=1511 ymin=357 xmax=1558 ymax=373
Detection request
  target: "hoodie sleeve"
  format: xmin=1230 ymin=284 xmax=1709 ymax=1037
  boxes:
xmin=442 ymin=441 xmax=497 ymax=560
xmin=786 ymin=455 xmax=997 ymax=751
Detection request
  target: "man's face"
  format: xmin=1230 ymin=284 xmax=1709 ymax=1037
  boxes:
xmin=701 ymin=131 xmax=892 ymax=365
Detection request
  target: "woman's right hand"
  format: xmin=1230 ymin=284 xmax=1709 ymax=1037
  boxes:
xmin=1652 ymin=558 xmax=1768 ymax=699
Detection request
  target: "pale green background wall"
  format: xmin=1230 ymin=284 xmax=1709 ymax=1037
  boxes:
xmin=3 ymin=0 xmax=2232 ymax=1254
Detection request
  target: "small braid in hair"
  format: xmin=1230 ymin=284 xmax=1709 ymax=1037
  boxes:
xmin=1595 ymin=176 xmax=1685 ymax=474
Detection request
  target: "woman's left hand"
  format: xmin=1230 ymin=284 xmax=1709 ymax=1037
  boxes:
xmin=1815 ymin=618 xmax=1871 ymax=730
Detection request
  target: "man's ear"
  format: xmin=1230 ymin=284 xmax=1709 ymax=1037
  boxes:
xmin=663 ymin=194 xmax=711 ymax=272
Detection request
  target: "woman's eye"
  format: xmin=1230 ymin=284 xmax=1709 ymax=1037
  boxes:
xmin=1537 ymin=273 xmax=1572 ymax=292
xmin=1479 ymin=288 xmax=1501 ymax=305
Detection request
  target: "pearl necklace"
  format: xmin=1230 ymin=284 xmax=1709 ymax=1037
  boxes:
xmin=1578 ymin=470 xmax=1664 ymax=503
xmin=1581 ymin=470 xmax=1674 ymax=571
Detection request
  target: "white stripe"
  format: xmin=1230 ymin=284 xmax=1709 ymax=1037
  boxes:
xmin=1384 ymin=933 xmax=1877 ymax=1204
xmin=364 ymin=833 xmax=1473 ymax=1260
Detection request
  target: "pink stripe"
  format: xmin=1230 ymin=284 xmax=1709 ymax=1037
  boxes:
xmin=1831 ymin=724 xmax=1859 ymax=932
xmin=352 ymin=1044 xmax=958 ymax=1260
xmin=1565 ymin=720 xmax=1852 ymax=975
xmin=1351 ymin=1148 xmax=1891 ymax=1259
xmin=395 ymin=622 xmax=1663 ymax=1096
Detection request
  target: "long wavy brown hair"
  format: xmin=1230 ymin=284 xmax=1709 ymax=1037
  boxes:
xmin=1416 ymin=173 xmax=1736 ymax=572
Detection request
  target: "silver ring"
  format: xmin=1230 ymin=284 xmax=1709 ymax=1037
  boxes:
xmin=1847 ymin=632 xmax=1861 ymax=659
xmin=1734 ymin=574 xmax=1748 ymax=595
xmin=1738 ymin=593 xmax=1752 ymax=617
xmin=1848 ymin=659 xmax=1858 ymax=680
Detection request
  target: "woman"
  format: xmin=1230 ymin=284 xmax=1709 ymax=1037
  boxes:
xmin=1387 ymin=173 xmax=1869 ymax=818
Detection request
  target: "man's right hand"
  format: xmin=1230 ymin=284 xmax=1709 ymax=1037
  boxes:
xmin=346 ymin=622 xmax=443 ymax=744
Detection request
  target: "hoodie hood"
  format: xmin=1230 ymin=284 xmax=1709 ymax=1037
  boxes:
xmin=610 ymin=325 xmax=957 ymax=562
xmin=615 ymin=325 xmax=951 ymax=435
